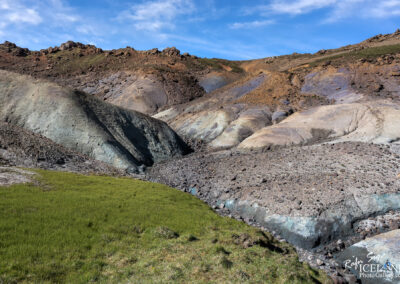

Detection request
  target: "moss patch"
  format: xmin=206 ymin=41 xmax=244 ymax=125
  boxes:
xmin=198 ymin=58 xmax=244 ymax=73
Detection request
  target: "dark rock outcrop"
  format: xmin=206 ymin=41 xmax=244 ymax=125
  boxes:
xmin=162 ymin=47 xmax=181 ymax=57
xmin=0 ymin=122 xmax=118 ymax=174
xmin=0 ymin=41 xmax=30 ymax=56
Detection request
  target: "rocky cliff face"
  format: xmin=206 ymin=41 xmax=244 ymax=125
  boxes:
xmin=0 ymin=70 xmax=189 ymax=171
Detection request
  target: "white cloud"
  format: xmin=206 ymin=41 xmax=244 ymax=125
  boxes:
xmin=0 ymin=0 xmax=82 ymax=31
xmin=0 ymin=2 xmax=10 ymax=9
xmin=118 ymin=0 xmax=195 ymax=31
xmin=259 ymin=0 xmax=400 ymax=21
xmin=229 ymin=20 xmax=274 ymax=29
xmin=368 ymin=0 xmax=400 ymax=17
xmin=0 ymin=1 xmax=42 ymax=26
xmin=55 ymin=13 xmax=79 ymax=23
xmin=324 ymin=0 xmax=400 ymax=22
xmin=6 ymin=8 xmax=42 ymax=24
xmin=0 ymin=0 xmax=103 ymax=47
xmin=269 ymin=0 xmax=336 ymax=15
xmin=76 ymin=25 xmax=98 ymax=35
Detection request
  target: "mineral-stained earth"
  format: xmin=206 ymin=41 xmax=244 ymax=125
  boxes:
xmin=2 ymin=30 xmax=400 ymax=282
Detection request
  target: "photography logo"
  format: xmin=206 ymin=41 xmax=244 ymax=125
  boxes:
xmin=344 ymin=252 xmax=400 ymax=280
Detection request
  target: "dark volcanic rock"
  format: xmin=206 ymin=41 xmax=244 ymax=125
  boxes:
xmin=162 ymin=47 xmax=181 ymax=57
xmin=0 ymin=122 xmax=118 ymax=174
xmin=60 ymin=41 xmax=83 ymax=51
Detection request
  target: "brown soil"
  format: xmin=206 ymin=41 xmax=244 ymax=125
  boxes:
xmin=2 ymin=30 xmax=400 ymax=115
xmin=236 ymin=71 xmax=331 ymax=111
xmin=0 ymin=41 xmax=244 ymax=113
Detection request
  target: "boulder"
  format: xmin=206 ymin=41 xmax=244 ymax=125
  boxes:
xmin=2 ymin=41 xmax=17 ymax=48
xmin=146 ymin=48 xmax=160 ymax=55
xmin=162 ymin=47 xmax=181 ymax=57
xmin=47 ymin=46 xmax=60 ymax=54
xmin=338 ymin=230 xmax=400 ymax=284
xmin=59 ymin=41 xmax=86 ymax=51
xmin=12 ymin=47 xmax=29 ymax=57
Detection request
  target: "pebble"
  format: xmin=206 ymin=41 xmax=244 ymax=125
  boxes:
xmin=336 ymin=239 xmax=345 ymax=249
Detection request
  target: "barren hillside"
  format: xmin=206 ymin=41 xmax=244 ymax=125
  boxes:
xmin=2 ymin=30 xmax=400 ymax=283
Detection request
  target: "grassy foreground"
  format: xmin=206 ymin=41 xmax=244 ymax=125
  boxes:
xmin=0 ymin=170 xmax=329 ymax=283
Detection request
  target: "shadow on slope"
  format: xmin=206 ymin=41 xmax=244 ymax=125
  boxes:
xmin=0 ymin=70 xmax=190 ymax=171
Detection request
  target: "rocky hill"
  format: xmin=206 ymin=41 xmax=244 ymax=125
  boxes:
xmin=147 ymin=30 xmax=400 ymax=282
xmin=153 ymin=30 xmax=400 ymax=150
xmin=0 ymin=70 xmax=189 ymax=172
xmin=0 ymin=41 xmax=243 ymax=115
xmin=4 ymin=32 xmax=400 ymax=151
xmin=2 ymin=31 xmax=400 ymax=283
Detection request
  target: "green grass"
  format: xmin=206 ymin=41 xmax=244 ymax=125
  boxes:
xmin=198 ymin=58 xmax=244 ymax=73
xmin=46 ymin=50 xmax=106 ymax=73
xmin=354 ymin=44 xmax=400 ymax=58
xmin=309 ymin=43 xmax=400 ymax=67
xmin=0 ymin=170 xmax=329 ymax=283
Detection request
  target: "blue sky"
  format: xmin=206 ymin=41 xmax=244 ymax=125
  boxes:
xmin=0 ymin=0 xmax=400 ymax=60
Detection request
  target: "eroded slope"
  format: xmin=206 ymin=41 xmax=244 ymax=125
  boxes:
xmin=0 ymin=70 xmax=189 ymax=171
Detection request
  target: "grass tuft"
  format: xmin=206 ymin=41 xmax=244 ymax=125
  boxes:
xmin=215 ymin=246 xmax=231 ymax=255
xmin=154 ymin=227 xmax=179 ymax=239
xmin=187 ymin=235 xmax=199 ymax=242
xmin=221 ymin=256 xmax=234 ymax=269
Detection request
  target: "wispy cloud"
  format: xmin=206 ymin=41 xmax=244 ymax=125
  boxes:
xmin=0 ymin=0 xmax=81 ymax=30
xmin=0 ymin=0 xmax=107 ymax=47
xmin=165 ymin=33 xmax=270 ymax=59
xmin=229 ymin=20 xmax=274 ymax=29
xmin=0 ymin=0 xmax=42 ymax=26
xmin=0 ymin=0 xmax=399 ymax=60
xmin=325 ymin=0 xmax=400 ymax=22
xmin=366 ymin=0 xmax=400 ymax=18
xmin=253 ymin=0 xmax=400 ymax=21
xmin=46 ymin=0 xmax=80 ymax=24
xmin=268 ymin=0 xmax=336 ymax=15
xmin=118 ymin=0 xmax=195 ymax=32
